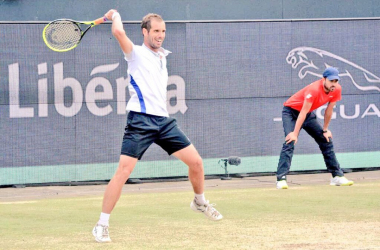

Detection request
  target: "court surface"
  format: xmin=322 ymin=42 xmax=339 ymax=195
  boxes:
xmin=1 ymin=170 xmax=379 ymax=202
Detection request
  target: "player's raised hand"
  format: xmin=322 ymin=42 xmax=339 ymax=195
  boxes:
xmin=105 ymin=9 xmax=118 ymax=20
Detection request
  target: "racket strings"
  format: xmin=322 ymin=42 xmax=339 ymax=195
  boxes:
xmin=44 ymin=21 xmax=82 ymax=51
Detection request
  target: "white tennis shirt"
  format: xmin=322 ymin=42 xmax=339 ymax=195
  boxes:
xmin=124 ymin=43 xmax=171 ymax=117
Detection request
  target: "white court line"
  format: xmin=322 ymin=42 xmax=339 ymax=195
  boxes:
xmin=273 ymin=117 xmax=282 ymax=122
xmin=0 ymin=201 xmax=38 ymax=205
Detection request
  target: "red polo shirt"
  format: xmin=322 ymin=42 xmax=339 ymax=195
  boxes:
xmin=284 ymin=79 xmax=341 ymax=112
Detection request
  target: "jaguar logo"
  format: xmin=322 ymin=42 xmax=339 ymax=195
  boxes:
xmin=286 ymin=46 xmax=380 ymax=92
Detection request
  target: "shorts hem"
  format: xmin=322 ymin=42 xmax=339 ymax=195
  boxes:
xmin=120 ymin=152 xmax=140 ymax=159
xmin=168 ymin=142 xmax=192 ymax=156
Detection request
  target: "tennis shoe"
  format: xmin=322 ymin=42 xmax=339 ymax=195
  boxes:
xmin=330 ymin=176 xmax=354 ymax=186
xmin=276 ymin=180 xmax=288 ymax=189
xmin=92 ymin=224 xmax=111 ymax=243
xmin=190 ymin=199 xmax=223 ymax=221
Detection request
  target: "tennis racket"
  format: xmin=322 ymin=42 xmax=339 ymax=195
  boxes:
xmin=42 ymin=17 xmax=107 ymax=52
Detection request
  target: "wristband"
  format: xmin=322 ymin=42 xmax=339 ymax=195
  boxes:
xmin=323 ymin=130 xmax=328 ymax=133
xmin=112 ymin=12 xmax=121 ymax=21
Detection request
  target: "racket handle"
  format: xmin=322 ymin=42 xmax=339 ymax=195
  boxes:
xmin=93 ymin=16 xmax=107 ymax=25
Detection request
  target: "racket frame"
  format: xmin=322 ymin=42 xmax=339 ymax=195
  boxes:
xmin=42 ymin=17 xmax=106 ymax=52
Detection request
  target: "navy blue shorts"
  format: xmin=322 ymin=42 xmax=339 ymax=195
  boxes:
xmin=120 ymin=111 xmax=192 ymax=160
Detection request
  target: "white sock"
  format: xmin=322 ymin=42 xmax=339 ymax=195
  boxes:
xmin=97 ymin=212 xmax=110 ymax=226
xmin=194 ymin=193 xmax=206 ymax=205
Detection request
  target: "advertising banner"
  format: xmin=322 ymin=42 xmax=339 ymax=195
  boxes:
xmin=1 ymin=20 xmax=379 ymax=184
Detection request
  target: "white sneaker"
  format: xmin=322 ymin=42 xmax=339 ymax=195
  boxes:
xmin=276 ymin=180 xmax=288 ymax=189
xmin=92 ymin=224 xmax=111 ymax=243
xmin=190 ymin=199 xmax=223 ymax=221
xmin=330 ymin=176 xmax=354 ymax=186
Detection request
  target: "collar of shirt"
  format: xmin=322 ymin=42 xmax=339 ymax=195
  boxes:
xmin=142 ymin=43 xmax=171 ymax=57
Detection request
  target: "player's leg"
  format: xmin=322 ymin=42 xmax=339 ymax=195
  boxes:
xmin=154 ymin=117 xmax=203 ymax=193
xmin=302 ymin=112 xmax=353 ymax=186
xmin=92 ymin=155 xmax=137 ymax=242
xmin=93 ymin=112 xmax=156 ymax=242
xmin=102 ymin=155 xmax=138 ymax=214
xmin=173 ymin=145 xmax=223 ymax=220
xmin=156 ymin=117 xmax=222 ymax=220
xmin=172 ymin=144 xmax=204 ymax=195
xmin=276 ymin=107 xmax=298 ymax=188
xmin=302 ymin=112 xmax=343 ymax=176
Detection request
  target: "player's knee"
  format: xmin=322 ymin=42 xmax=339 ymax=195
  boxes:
xmin=282 ymin=142 xmax=295 ymax=151
xmin=320 ymin=144 xmax=335 ymax=155
xmin=318 ymin=139 xmax=334 ymax=151
xmin=116 ymin=164 xmax=133 ymax=178
xmin=190 ymin=156 xmax=203 ymax=171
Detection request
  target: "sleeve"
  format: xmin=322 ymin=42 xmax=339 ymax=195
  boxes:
xmin=124 ymin=43 xmax=136 ymax=61
xmin=304 ymin=89 xmax=317 ymax=104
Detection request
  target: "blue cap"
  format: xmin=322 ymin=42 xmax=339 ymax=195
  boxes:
xmin=323 ymin=67 xmax=340 ymax=81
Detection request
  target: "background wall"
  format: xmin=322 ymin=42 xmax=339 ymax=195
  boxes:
xmin=1 ymin=19 xmax=379 ymax=185
xmin=1 ymin=0 xmax=380 ymax=22
xmin=1 ymin=1 xmax=379 ymax=185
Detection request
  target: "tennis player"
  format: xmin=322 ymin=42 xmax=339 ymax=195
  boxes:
xmin=92 ymin=9 xmax=223 ymax=243
xmin=276 ymin=67 xmax=354 ymax=189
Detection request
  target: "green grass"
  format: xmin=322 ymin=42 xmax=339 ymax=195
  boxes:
xmin=1 ymin=181 xmax=380 ymax=250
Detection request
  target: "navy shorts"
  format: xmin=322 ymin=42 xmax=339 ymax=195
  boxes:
xmin=121 ymin=111 xmax=192 ymax=160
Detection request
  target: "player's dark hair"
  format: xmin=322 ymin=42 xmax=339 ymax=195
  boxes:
xmin=141 ymin=13 xmax=164 ymax=32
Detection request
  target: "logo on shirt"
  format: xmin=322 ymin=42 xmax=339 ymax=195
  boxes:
xmin=286 ymin=46 xmax=380 ymax=93
xmin=306 ymin=94 xmax=312 ymax=99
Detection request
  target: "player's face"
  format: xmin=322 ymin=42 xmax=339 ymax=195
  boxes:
xmin=143 ymin=19 xmax=166 ymax=51
xmin=324 ymin=79 xmax=338 ymax=93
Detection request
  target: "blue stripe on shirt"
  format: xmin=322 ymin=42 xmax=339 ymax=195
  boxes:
xmin=129 ymin=75 xmax=146 ymax=113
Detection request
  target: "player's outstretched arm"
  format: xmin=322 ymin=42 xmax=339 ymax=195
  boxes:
xmin=105 ymin=9 xmax=133 ymax=54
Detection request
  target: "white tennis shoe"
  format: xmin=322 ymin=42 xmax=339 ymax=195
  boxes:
xmin=330 ymin=176 xmax=354 ymax=186
xmin=92 ymin=224 xmax=111 ymax=243
xmin=276 ymin=180 xmax=289 ymax=189
xmin=190 ymin=199 xmax=223 ymax=221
